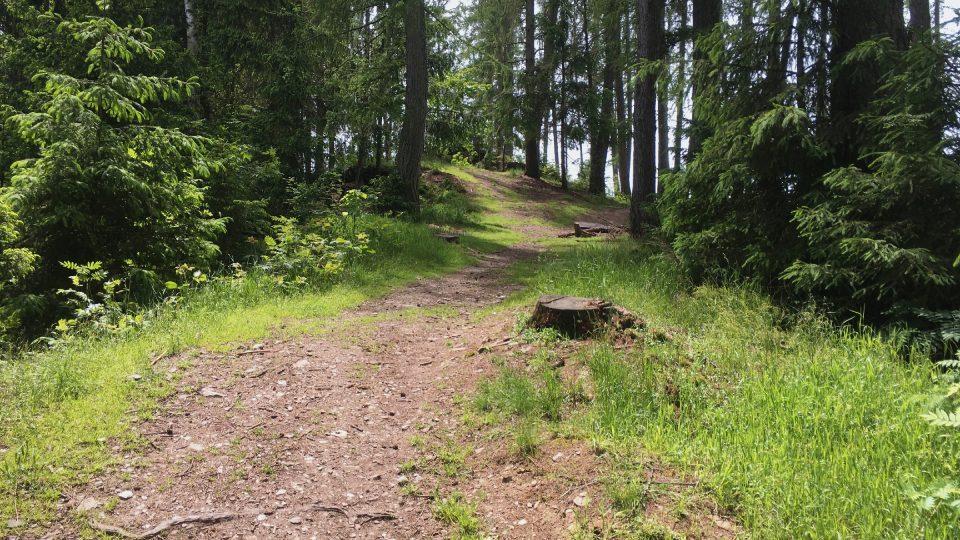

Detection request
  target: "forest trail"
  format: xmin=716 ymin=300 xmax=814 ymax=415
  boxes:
xmin=49 ymin=169 xmax=642 ymax=539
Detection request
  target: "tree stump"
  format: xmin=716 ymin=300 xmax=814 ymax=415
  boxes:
xmin=526 ymin=295 xmax=639 ymax=338
xmin=434 ymin=233 xmax=461 ymax=244
xmin=573 ymin=222 xmax=621 ymax=238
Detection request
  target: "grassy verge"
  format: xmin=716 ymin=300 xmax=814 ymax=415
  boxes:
xmin=0 ymin=165 xmax=520 ymax=525
xmin=478 ymin=239 xmax=960 ymax=538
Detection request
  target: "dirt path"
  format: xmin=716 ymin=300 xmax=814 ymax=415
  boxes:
xmin=41 ymin=170 xmax=626 ymax=539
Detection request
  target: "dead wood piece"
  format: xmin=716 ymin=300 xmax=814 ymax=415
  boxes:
xmin=357 ymin=512 xmax=397 ymax=525
xmin=573 ymin=221 xmax=623 ymax=238
xmin=527 ymin=295 xmax=641 ymax=338
xmin=308 ymin=504 xmax=349 ymax=517
xmin=434 ymin=232 xmax=461 ymax=244
xmin=91 ymin=513 xmax=238 ymax=539
xmin=91 ymin=504 xmax=357 ymax=538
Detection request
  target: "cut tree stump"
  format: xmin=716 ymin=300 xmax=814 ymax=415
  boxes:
xmin=434 ymin=233 xmax=461 ymax=244
xmin=573 ymin=222 xmax=623 ymax=238
xmin=526 ymin=295 xmax=640 ymax=338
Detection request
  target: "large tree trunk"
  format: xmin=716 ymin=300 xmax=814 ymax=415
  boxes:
xmin=630 ymin=0 xmax=665 ymax=235
xmin=687 ymin=0 xmax=721 ymax=159
xmin=523 ymin=0 xmax=541 ymax=179
xmin=830 ymin=0 xmax=905 ymax=166
xmin=396 ymin=0 xmax=428 ymax=213
xmin=909 ymin=0 xmax=931 ymax=42
xmin=588 ymin=6 xmax=617 ymax=196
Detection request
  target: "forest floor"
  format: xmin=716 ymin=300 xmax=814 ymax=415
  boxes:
xmin=34 ymin=169 xmax=739 ymax=539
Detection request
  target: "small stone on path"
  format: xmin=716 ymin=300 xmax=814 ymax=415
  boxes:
xmin=199 ymin=386 xmax=224 ymax=397
xmin=76 ymin=497 xmax=102 ymax=512
xmin=118 ymin=490 xmax=134 ymax=500
xmin=6 ymin=518 xmax=22 ymax=528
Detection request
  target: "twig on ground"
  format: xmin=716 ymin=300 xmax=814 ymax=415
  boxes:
xmin=89 ymin=502 xmax=383 ymax=538
xmin=356 ymin=512 xmax=397 ymax=525
xmin=90 ymin=513 xmax=238 ymax=539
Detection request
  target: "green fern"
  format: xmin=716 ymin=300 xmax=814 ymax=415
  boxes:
xmin=922 ymin=408 xmax=960 ymax=428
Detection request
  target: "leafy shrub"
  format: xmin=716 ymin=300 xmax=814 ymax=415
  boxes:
xmin=50 ymin=261 xmax=144 ymax=341
xmin=258 ymin=193 xmax=373 ymax=291
xmin=783 ymin=40 xmax=960 ymax=320
xmin=6 ymin=6 xmax=226 ymax=328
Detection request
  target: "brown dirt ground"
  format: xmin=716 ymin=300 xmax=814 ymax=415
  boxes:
xmin=42 ymin=170 xmax=737 ymax=539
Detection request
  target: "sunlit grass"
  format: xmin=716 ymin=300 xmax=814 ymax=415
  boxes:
xmin=486 ymin=239 xmax=960 ymax=538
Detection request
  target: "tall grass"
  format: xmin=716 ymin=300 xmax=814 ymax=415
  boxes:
xmin=505 ymin=239 xmax=960 ymax=538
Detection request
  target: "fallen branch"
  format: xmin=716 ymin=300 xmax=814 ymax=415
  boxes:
xmin=89 ymin=502 xmax=372 ymax=538
xmin=356 ymin=512 xmax=397 ymax=525
xmin=90 ymin=513 xmax=238 ymax=540
xmin=237 ymin=349 xmax=276 ymax=356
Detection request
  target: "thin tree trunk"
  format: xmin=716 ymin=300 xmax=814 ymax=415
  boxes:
xmin=674 ymin=0 xmax=687 ymax=171
xmin=657 ymin=90 xmax=669 ymax=192
xmin=396 ymin=0 xmax=428 ymax=213
xmin=631 ymin=0 xmax=665 ymax=234
xmin=796 ymin=0 xmax=807 ymax=110
xmin=560 ymin=14 xmax=570 ymax=190
xmin=656 ymin=9 xmax=670 ymax=192
xmin=523 ymin=0 xmax=541 ymax=178
xmin=328 ymin=131 xmax=337 ymax=171
xmin=935 ymin=0 xmax=941 ymax=38
xmin=614 ymin=8 xmax=631 ymax=194
xmin=552 ymin=102 xmax=560 ymax=168
xmin=375 ymin=117 xmax=384 ymax=169
xmin=543 ymin=111 xmax=550 ymax=164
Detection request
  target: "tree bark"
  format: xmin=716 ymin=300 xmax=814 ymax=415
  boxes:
xmin=830 ymin=0 xmax=905 ymax=165
xmin=523 ymin=0 xmax=541 ymax=178
xmin=396 ymin=0 xmax=428 ymax=213
xmin=630 ymin=0 xmax=665 ymax=235
xmin=909 ymin=0 xmax=931 ymax=42
xmin=559 ymin=11 xmax=570 ymax=190
xmin=588 ymin=6 xmax=617 ymax=196
xmin=614 ymin=8 xmax=631 ymax=194
xmin=687 ymin=0 xmax=721 ymax=159
xmin=935 ymin=0 xmax=941 ymax=39
xmin=674 ymin=0 xmax=687 ymax=171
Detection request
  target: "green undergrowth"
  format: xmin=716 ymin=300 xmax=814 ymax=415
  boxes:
xmin=479 ymin=239 xmax=960 ymax=538
xmin=0 ymin=165 xmax=528 ymax=527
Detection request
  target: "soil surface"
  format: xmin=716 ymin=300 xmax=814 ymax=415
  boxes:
xmin=42 ymin=170 xmax=736 ymax=539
